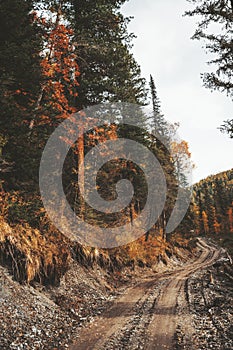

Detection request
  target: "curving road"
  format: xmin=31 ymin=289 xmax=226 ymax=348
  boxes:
xmin=69 ymin=239 xmax=223 ymax=350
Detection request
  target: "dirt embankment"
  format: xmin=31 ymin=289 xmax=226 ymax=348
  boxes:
xmin=0 ymin=237 xmax=232 ymax=350
xmin=65 ymin=238 xmax=231 ymax=350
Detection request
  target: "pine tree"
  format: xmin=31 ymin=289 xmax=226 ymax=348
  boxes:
xmin=214 ymin=177 xmax=230 ymax=232
xmin=149 ymin=75 xmax=169 ymax=139
xmin=185 ymin=0 xmax=233 ymax=97
xmin=147 ymin=76 xmax=180 ymax=241
xmin=192 ymin=169 xmax=233 ymax=235
xmin=70 ymin=0 xmax=147 ymax=109
xmin=220 ymin=119 xmax=233 ymax=138
xmin=202 ymin=182 xmax=217 ymax=234
xmin=0 ymin=0 xmax=42 ymax=188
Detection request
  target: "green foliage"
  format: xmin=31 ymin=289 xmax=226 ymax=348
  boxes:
xmin=0 ymin=191 xmax=44 ymax=227
xmin=192 ymin=169 xmax=233 ymax=235
xmin=0 ymin=0 xmax=42 ymax=187
xmin=185 ymin=0 xmax=233 ymax=98
xmin=70 ymin=0 xmax=147 ymax=108
xmin=0 ymin=0 xmax=194 ymax=254
xmin=149 ymin=75 xmax=169 ymax=139
xmin=219 ymin=119 xmax=233 ymax=138
xmin=185 ymin=1 xmax=233 ymax=138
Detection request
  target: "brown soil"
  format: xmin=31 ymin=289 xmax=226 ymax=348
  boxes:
xmin=69 ymin=239 xmax=224 ymax=350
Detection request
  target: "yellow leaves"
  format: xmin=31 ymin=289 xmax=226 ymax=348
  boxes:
xmin=213 ymin=220 xmax=221 ymax=234
xmin=202 ymin=211 xmax=209 ymax=233
xmin=228 ymin=206 xmax=233 ymax=233
xmin=171 ymin=139 xmax=195 ymax=177
xmin=171 ymin=140 xmax=191 ymax=158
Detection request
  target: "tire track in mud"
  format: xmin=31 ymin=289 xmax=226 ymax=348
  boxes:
xmin=145 ymin=240 xmax=222 ymax=350
xmin=69 ymin=239 xmax=223 ymax=350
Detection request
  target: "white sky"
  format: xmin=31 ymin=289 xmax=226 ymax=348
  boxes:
xmin=121 ymin=0 xmax=233 ymax=183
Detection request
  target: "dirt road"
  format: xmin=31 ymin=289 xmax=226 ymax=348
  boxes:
xmin=69 ymin=239 xmax=223 ymax=350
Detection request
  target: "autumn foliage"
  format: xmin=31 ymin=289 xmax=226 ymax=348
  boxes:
xmin=192 ymin=169 xmax=233 ymax=235
xmin=34 ymin=16 xmax=80 ymax=127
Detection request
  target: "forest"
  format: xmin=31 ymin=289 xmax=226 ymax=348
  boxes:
xmin=0 ymin=0 xmax=232 ymax=283
xmin=0 ymin=1 xmax=232 ymax=349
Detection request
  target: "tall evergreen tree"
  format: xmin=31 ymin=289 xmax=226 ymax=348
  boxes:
xmin=185 ymin=0 xmax=233 ymax=139
xmin=185 ymin=0 xmax=233 ymax=97
xmin=0 ymin=0 xmax=42 ymax=188
xmin=149 ymin=75 xmax=169 ymax=139
xmin=202 ymin=182 xmax=218 ymax=233
xmin=70 ymin=0 xmax=147 ymax=109
xmin=147 ymin=76 xmax=180 ymax=241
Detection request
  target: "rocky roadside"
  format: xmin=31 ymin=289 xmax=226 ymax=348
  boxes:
xmin=3 ymin=236 xmax=224 ymax=350
xmin=0 ymin=261 xmax=123 ymax=350
xmin=0 ymin=247 xmax=191 ymax=349
xmin=175 ymin=253 xmax=233 ymax=350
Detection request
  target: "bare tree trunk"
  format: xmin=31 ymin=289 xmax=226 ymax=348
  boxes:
xmin=161 ymin=211 xmax=166 ymax=241
xmin=130 ymin=201 xmax=136 ymax=226
xmin=77 ymin=124 xmax=85 ymax=219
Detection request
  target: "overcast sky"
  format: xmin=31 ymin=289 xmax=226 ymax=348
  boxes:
xmin=121 ymin=0 xmax=232 ymax=184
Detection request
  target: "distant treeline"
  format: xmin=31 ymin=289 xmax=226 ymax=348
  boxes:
xmin=192 ymin=169 xmax=233 ymax=235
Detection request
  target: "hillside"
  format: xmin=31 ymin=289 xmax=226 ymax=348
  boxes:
xmin=190 ymin=169 xmax=233 ymax=258
xmin=0 ymin=0 xmax=232 ymax=349
xmin=1 ymin=233 xmax=232 ymax=350
xmin=0 ymin=213 xmax=197 ymax=349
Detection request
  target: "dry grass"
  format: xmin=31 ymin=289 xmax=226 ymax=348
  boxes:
xmin=126 ymin=235 xmax=170 ymax=266
xmin=0 ymin=188 xmax=196 ymax=286
xmin=0 ymin=218 xmax=71 ymax=285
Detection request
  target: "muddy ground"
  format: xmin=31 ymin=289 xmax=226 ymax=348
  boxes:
xmin=0 ymin=238 xmax=232 ymax=350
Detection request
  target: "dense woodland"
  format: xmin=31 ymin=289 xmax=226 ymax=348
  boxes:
xmin=0 ymin=0 xmax=232 ymax=285
xmin=192 ymin=169 xmax=233 ymax=235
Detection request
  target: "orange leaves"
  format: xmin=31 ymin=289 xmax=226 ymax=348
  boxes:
xmin=107 ymin=124 xmax=118 ymax=140
xmin=202 ymin=211 xmax=209 ymax=234
xmin=88 ymin=124 xmax=118 ymax=147
xmin=228 ymin=206 xmax=233 ymax=233
xmin=14 ymin=89 xmax=28 ymax=96
xmin=171 ymin=139 xmax=195 ymax=181
xmin=171 ymin=140 xmax=191 ymax=159
xmin=37 ymin=115 xmax=51 ymax=126
xmin=36 ymin=14 xmax=80 ymax=126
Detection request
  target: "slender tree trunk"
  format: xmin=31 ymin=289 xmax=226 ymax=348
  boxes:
xmin=161 ymin=211 xmax=166 ymax=241
xmin=77 ymin=123 xmax=85 ymax=219
xmin=130 ymin=201 xmax=136 ymax=226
